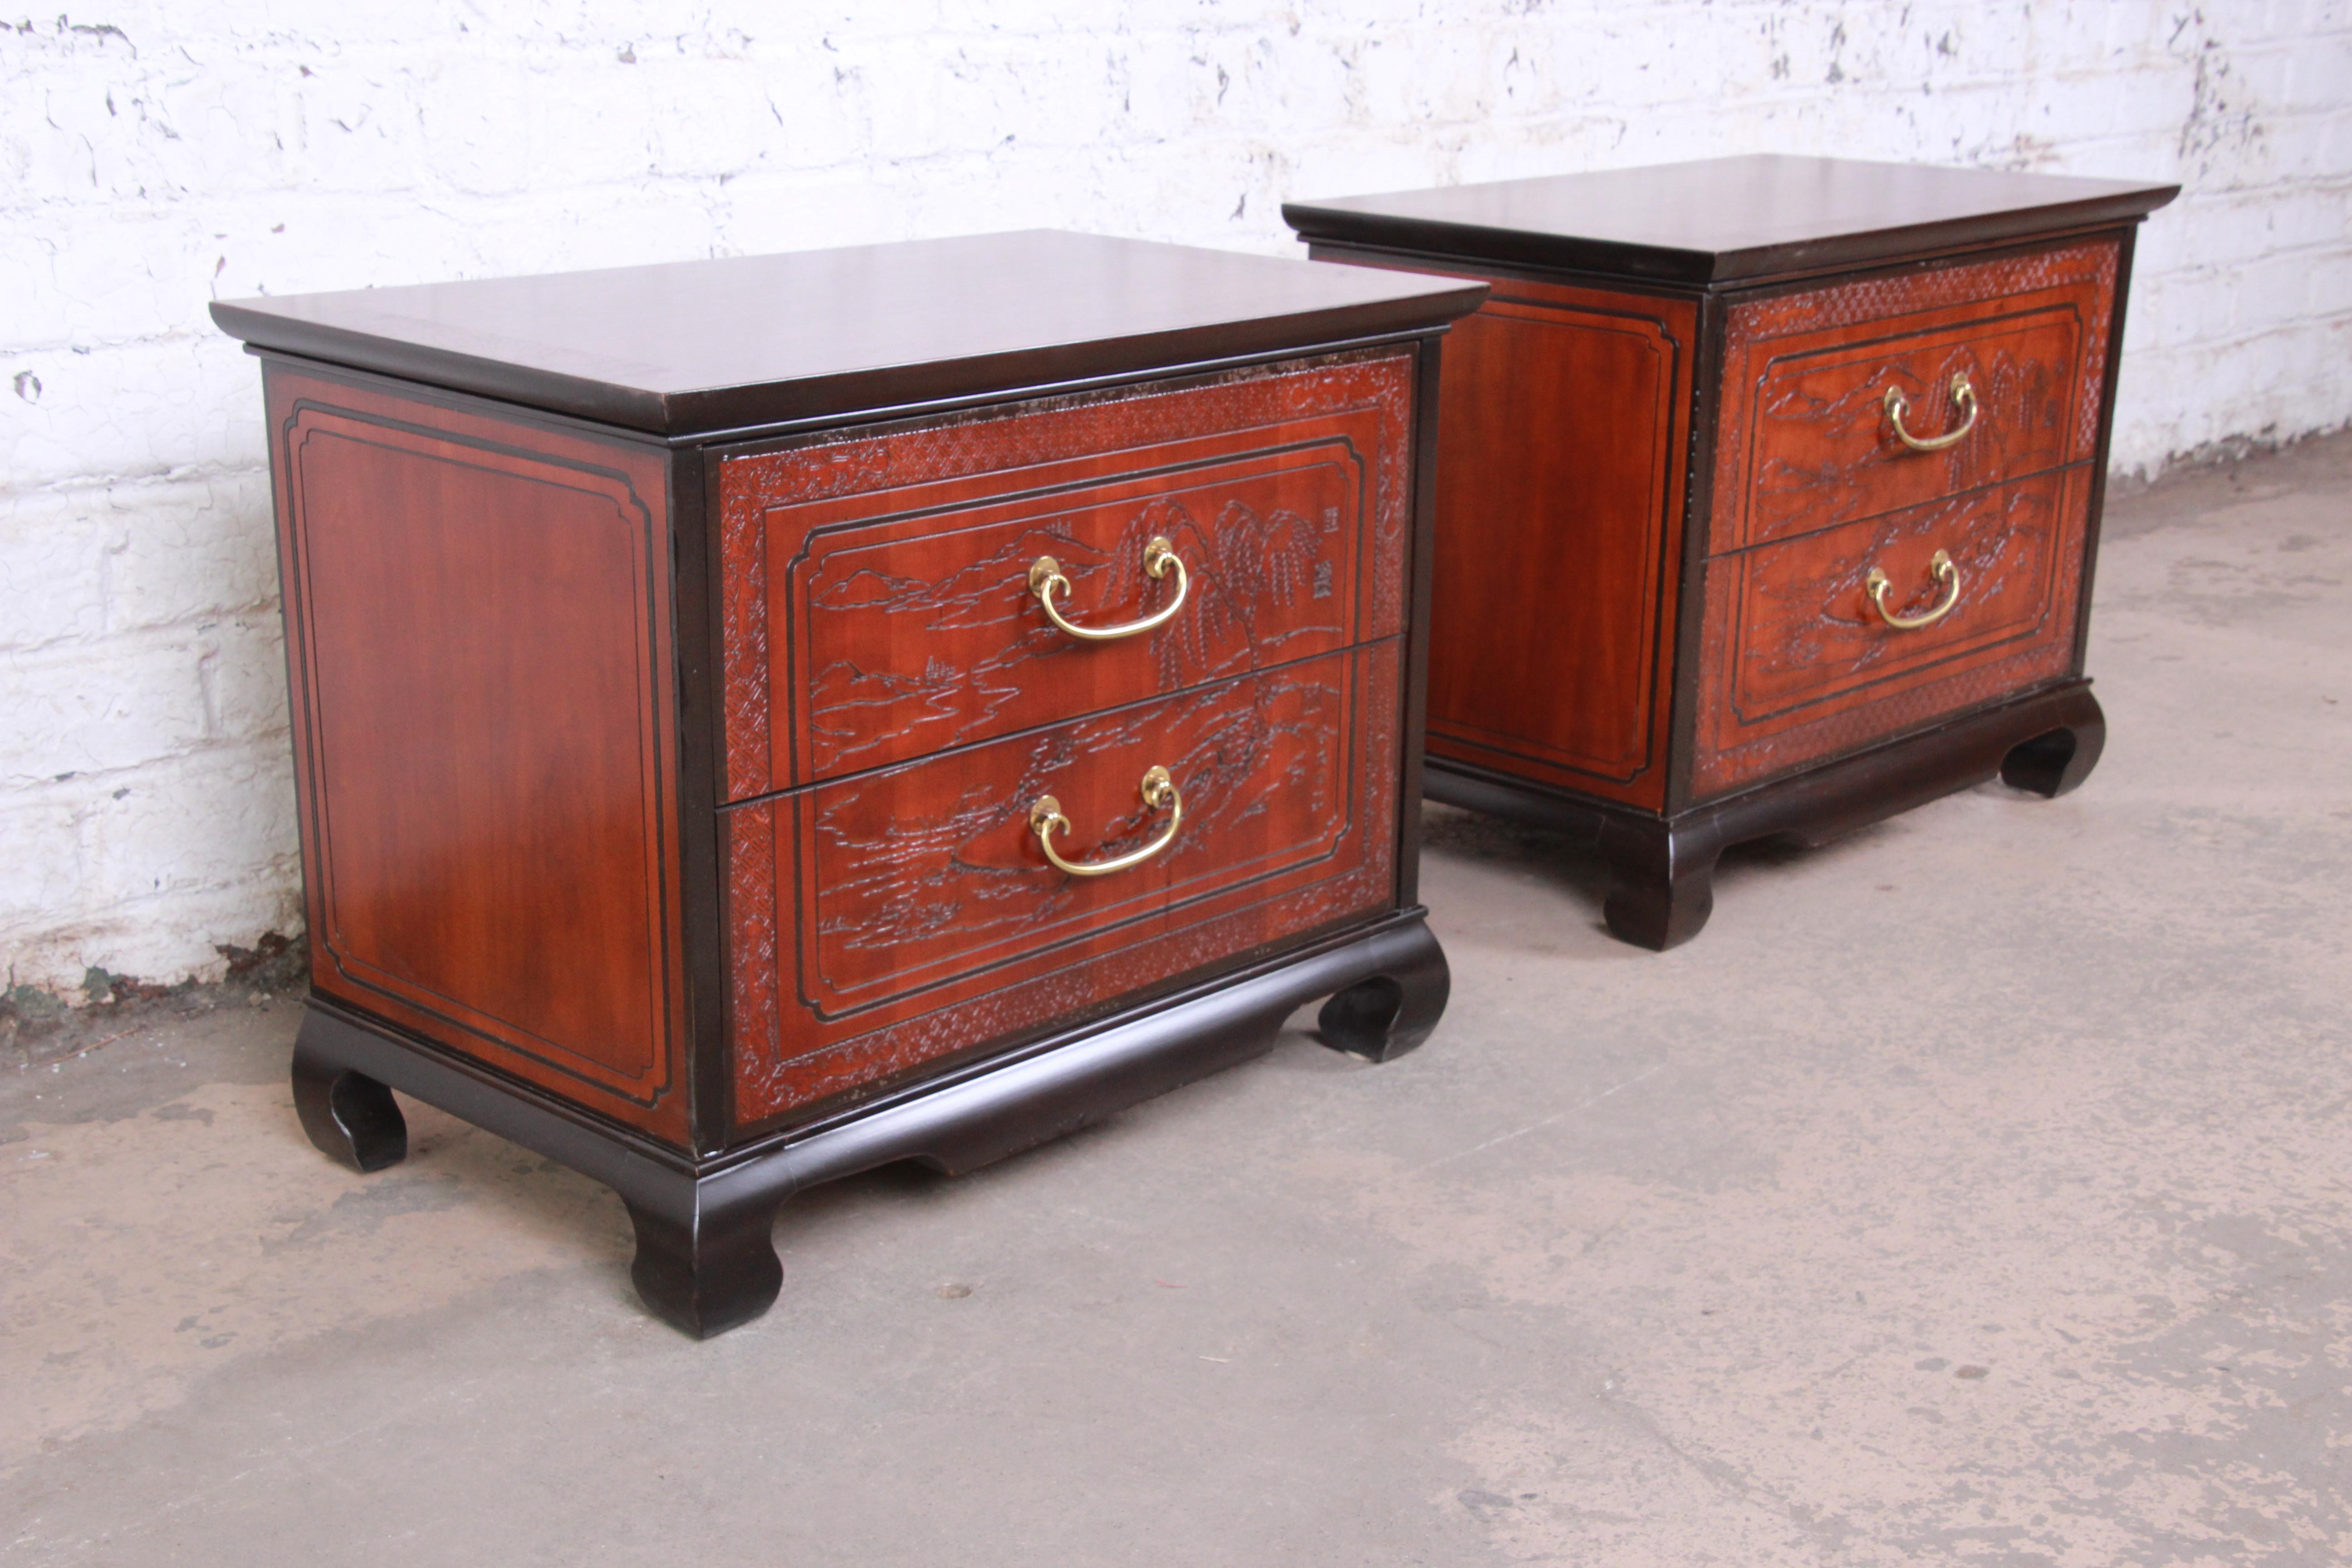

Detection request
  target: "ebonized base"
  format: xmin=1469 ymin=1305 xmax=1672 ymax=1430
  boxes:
xmin=1426 ymin=681 xmax=2106 ymax=951
xmin=289 ymin=911 xmax=1449 ymax=1338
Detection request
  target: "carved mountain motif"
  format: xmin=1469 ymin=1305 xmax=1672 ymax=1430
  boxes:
xmin=723 ymin=641 xmax=1403 ymax=1129
xmin=718 ymin=351 xmax=1416 ymax=799
xmin=788 ymin=471 xmax=1355 ymax=781
xmin=800 ymin=650 xmax=1357 ymax=1006
xmin=1747 ymin=320 xmax=2082 ymax=542
xmin=1733 ymin=470 xmax=2066 ymax=715
xmin=1712 ymin=239 xmax=2117 ymax=553
xmin=1691 ymin=466 xmax=2091 ymax=796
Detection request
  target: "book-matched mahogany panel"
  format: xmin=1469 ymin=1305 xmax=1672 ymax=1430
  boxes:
xmin=1691 ymin=464 xmax=2092 ymax=798
xmin=1713 ymin=239 xmax=2117 ymax=553
xmin=720 ymin=351 xmax=1417 ymax=801
xmin=1417 ymin=277 xmax=1696 ymax=810
xmin=724 ymin=642 xmax=1401 ymax=1130
xmin=265 ymin=367 xmax=689 ymax=1142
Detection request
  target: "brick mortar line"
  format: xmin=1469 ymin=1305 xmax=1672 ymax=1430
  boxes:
xmin=0 ymin=601 xmax=287 ymax=662
xmin=0 ymin=731 xmax=296 ymax=798
xmin=0 ymin=466 xmax=270 ymax=505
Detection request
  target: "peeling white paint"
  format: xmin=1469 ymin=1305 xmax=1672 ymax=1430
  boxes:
xmin=1 ymin=2 xmax=2347 ymax=995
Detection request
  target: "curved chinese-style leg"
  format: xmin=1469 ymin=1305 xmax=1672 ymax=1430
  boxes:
xmin=2000 ymin=689 xmax=2107 ymax=799
xmin=622 ymin=1173 xmax=786 ymax=1340
xmin=1598 ymin=813 xmax=1726 ymax=952
xmin=1315 ymin=920 xmax=1450 ymax=1063
xmin=290 ymin=1037 xmax=407 ymax=1172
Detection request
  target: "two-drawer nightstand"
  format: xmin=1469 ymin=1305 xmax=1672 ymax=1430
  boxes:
xmin=1286 ymin=156 xmax=2178 ymax=948
xmin=212 ymin=232 xmax=1485 ymax=1335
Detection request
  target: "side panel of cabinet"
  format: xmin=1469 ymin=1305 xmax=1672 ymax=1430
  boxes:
xmin=265 ymin=365 xmax=691 ymax=1145
xmin=1416 ymin=277 xmax=1696 ymax=810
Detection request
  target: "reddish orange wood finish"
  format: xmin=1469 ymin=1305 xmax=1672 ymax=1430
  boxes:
xmin=266 ymin=366 xmax=690 ymax=1141
xmin=720 ymin=352 xmax=1417 ymax=801
xmin=1691 ymin=464 xmax=2092 ymax=796
xmin=1417 ymin=277 xmax=1695 ymax=809
xmin=1710 ymin=240 xmax=2118 ymax=553
xmin=1298 ymin=161 xmax=2164 ymax=951
xmin=725 ymin=642 xmax=1401 ymax=1128
xmin=746 ymin=412 xmax=1374 ymax=784
xmin=222 ymin=235 xmax=1472 ymax=1335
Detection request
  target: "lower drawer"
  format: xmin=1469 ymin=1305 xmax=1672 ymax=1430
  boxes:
xmin=1691 ymin=466 xmax=2091 ymax=798
xmin=722 ymin=642 xmax=1402 ymax=1131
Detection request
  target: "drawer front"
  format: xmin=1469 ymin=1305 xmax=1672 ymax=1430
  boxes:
xmin=1691 ymin=466 xmax=2091 ymax=798
xmin=1711 ymin=239 xmax=2118 ymax=553
xmin=723 ymin=642 xmax=1401 ymax=1131
xmin=718 ymin=351 xmax=1417 ymax=799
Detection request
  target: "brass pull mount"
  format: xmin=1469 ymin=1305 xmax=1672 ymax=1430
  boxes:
xmin=1885 ymin=372 xmax=1980 ymax=453
xmin=1029 ymin=765 xmax=1183 ymax=877
xmin=1866 ymin=549 xmax=1963 ymax=631
xmin=1029 ymin=536 xmax=1188 ymax=641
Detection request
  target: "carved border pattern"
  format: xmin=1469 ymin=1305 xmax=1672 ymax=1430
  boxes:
xmin=1690 ymin=466 xmax=2091 ymax=798
xmin=1711 ymin=239 xmax=2119 ymax=552
xmin=725 ymin=641 xmax=1401 ymax=1131
xmin=718 ymin=350 xmax=1416 ymax=801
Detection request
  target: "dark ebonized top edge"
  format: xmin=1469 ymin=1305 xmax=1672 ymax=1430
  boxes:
xmin=208 ymin=230 xmax=1488 ymax=436
xmin=1283 ymin=155 xmax=2181 ymax=285
xmin=212 ymin=305 xmax=675 ymax=427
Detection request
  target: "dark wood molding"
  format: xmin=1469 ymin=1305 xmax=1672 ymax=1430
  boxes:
xmin=291 ymin=909 xmax=1448 ymax=1338
xmin=2071 ymin=225 xmax=2142 ymax=675
xmin=1284 ymin=155 xmax=2178 ymax=286
xmin=1427 ymin=679 xmax=2105 ymax=948
xmin=1394 ymin=338 xmax=1442 ymax=909
xmin=213 ymin=231 xmax=1485 ymax=436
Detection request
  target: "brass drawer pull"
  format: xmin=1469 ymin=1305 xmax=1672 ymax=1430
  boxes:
xmin=1029 ymin=536 xmax=1189 ymax=641
xmin=1030 ymin=765 xmax=1183 ymax=877
xmin=1866 ymin=549 xmax=1962 ymax=630
xmin=1884 ymin=372 xmax=1980 ymax=453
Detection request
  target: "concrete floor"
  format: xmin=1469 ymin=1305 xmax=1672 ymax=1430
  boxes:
xmin=5 ymin=434 xmax=2348 ymax=1566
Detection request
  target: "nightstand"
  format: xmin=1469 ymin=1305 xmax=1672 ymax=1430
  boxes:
xmin=1285 ymin=156 xmax=2177 ymax=947
xmin=212 ymin=232 xmax=1484 ymax=1334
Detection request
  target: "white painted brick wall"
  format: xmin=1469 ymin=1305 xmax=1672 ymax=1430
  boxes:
xmin=4 ymin=1 xmax=2348 ymax=997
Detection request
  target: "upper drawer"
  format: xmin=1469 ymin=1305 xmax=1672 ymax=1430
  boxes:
xmin=717 ymin=351 xmax=1418 ymax=799
xmin=1710 ymin=239 xmax=2119 ymax=553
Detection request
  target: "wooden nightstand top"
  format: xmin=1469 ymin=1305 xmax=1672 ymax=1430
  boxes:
xmin=208 ymin=230 xmax=1485 ymax=437
xmin=1284 ymin=154 xmax=2179 ymax=285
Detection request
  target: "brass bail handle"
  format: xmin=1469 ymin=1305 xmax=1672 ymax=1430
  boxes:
xmin=1885 ymin=372 xmax=1980 ymax=453
xmin=1029 ymin=766 xmax=1183 ymax=877
xmin=1028 ymin=536 xmax=1189 ymax=641
xmin=1866 ymin=549 xmax=1962 ymax=631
